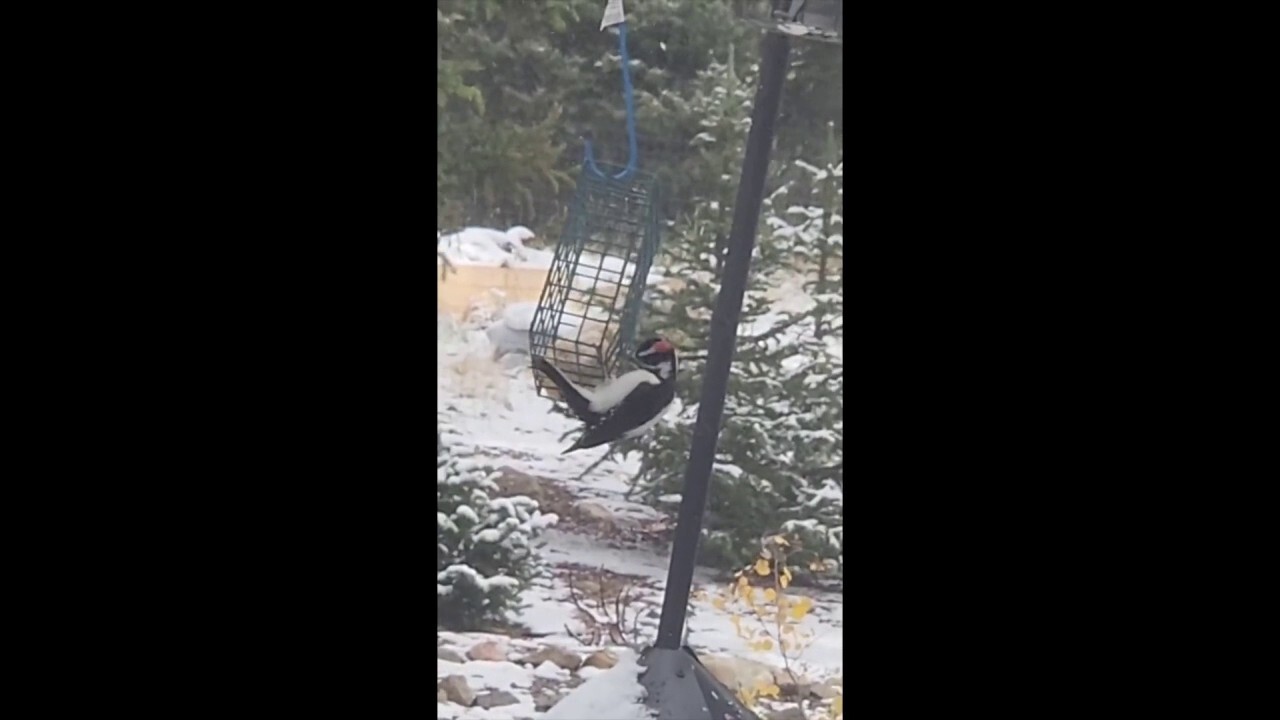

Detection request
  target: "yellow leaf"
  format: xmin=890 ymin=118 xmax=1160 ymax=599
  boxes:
xmin=754 ymin=558 xmax=771 ymax=576
xmin=759 ymin=683 xmax=781 ymax=698
xmin=712 ymin=596 xmax=727 ymax=611
xmin=779 ymin=572 xmax=790 ymax=589
xmin=751 ymin=638 xmax=774 ymax=652
xmin=771 ymin=535 xmax=789 ymax=547
xmin=763 ymin=588 xmax=778 ymax=603
xmin=789 ymin=596 xmax=813 ymax=620
xmin=737 ymin=575 xmax=750 ymax=590
xmin=833 ymin=695 xmax=843 ymax=716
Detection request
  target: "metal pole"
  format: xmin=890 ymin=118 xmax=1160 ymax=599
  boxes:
xmin=654 ymin=31 xmax=793 ymax=650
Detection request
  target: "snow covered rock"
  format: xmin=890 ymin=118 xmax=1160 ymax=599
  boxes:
xmin=523 ymin=645 xmax=583 ymax=671
xmin=437 ymin=646 xmax=467 ymax=664
xmin=809 ymin=679 xmax=841 ymax=699
xmin=542 ymin=649 xmax=653 ymax=720
xmin=534 ymin=660 xmax=569 ymax=679
xmin=698 ymin=654 xmax=778 ymax=693
xmin=474 ymin=690 xmax=521 ymax=708
xmin=485 ymin=302 xmax=535 ymax=360
xmin=583 ymin=649 xmax=620 ymax=669
xmin=466 ymin=639 xmax=509 ymax=662
xmin=438 ymin=675 xmax=475 ymax=706
xmin=484 ymin=302 xmax=604 ymax=361
xmin=534 ymin=688 xmax=565 ymax=711
xmin=573 ymin=500 xmax=616 ymax=526
xmin=438 ymin=226 xmax=537 ymax=266
xmin=492 ymin=466 xmax=546 ymax=501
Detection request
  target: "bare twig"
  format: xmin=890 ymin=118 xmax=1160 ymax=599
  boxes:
xmin=438 ymin=250 xmax=456 ymax=282
xmin=564 ymin=573 xmax=602 ymax=646
xmin=562 ymin=566 xmax=644 ymax=649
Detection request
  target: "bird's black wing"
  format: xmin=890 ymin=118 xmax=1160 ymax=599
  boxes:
xmin=566 ymin=381 xmax=672 ymax=453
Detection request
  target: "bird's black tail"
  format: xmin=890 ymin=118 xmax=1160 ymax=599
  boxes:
xmin=532 ymin=356 xmax=597 ymax=422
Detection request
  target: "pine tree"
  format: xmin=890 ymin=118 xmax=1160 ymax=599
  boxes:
xmin=627 ymin=59 xmax=808 ymax=570
xmin=437 ymin=419 xmax=559 ymax=630
xmin=619 ymin=56 xmax=845 ymax=576
xmin=766 ymin=133 xmax=844 ymax=580
xmin=436 ymin=0 xmax=761 ymax=234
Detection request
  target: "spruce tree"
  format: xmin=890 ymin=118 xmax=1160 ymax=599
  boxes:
xmin=766 ymin=135 xmax=844 ymax=580
xmin=626 ymin=61 xmax=844 ymax=576
xmin=628 ymin=59 xmax=801 ymax=570
xmin=437 ymin=418 xmax=559 ymax=630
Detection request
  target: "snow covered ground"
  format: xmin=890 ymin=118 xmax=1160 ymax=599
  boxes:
xmin=438 ymin=317 xmax=844 ymax=719
xmin=438 ymin=226 xmax=664 ymax=283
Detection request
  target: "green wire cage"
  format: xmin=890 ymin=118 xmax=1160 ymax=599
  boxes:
xmin=528 ymin=160 xmax=662 ymax=401
xmin=528 ymin=12 xmax=664 ymax=405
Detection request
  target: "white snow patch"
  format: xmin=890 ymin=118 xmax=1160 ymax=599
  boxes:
xmin=543 ymin=649 xmax=654 ymax=720
xmin=533 ymin=660 xmax=568 ymax=680
xmin=437 ymin=225 xmax=664 ymax=283
xmin=437 ymin=298 xmax=844 ymax=710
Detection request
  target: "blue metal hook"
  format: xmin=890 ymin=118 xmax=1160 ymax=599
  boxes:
xmin=583 ymin=22 xmax=639 ymax=182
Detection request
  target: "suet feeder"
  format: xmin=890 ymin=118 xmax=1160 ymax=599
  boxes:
xmin=528 ymin=11 xmax=663 ymax=405
xmin=528 ymin=162 xmax=662 ymax=402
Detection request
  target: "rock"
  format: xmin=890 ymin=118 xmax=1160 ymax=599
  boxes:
xmin=573 ymin=500 xmax=614 ymax=525
xmin=531 ymin=660 xmax=566 ymax=680
xmin=437 ymin=646 xmax=467 ymax=664
xmin=699 ymin=655 xmax=778 ymax=692
xmin=534 ymin=689 xmax=562 ymax=712
xmin=493 ymin=467 xmax=545 ymax=500
xmin=466 ymin=639 xmax=509 ymax=662
xmin=436 ymin=689 xmax=447 ymax=703
xmin=769 ymin=708 xmax=807 ymax=720
xmin=474 ymin=690 xmax=521 ymax=709
xmin=523 ymin=645 xmax=583 ymax=671
xmin=438 ymin=675 xmax=475 ymax=707
xmin=583 ymin=649 xmax=619 ymax=669
xmin=773 ymin=667 xmax=811 ymax=697
xmin=809 ymin=680 xmax=841 ymax=699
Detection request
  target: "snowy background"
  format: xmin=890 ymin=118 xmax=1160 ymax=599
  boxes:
xmin=439 ymin=0 xmax=844 ymax=713
xmin=437 ymin=230 xmax=842 ymax=720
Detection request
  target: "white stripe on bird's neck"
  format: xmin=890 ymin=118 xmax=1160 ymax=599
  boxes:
xmin=586 ymin=369 xmax=659 ymax=413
